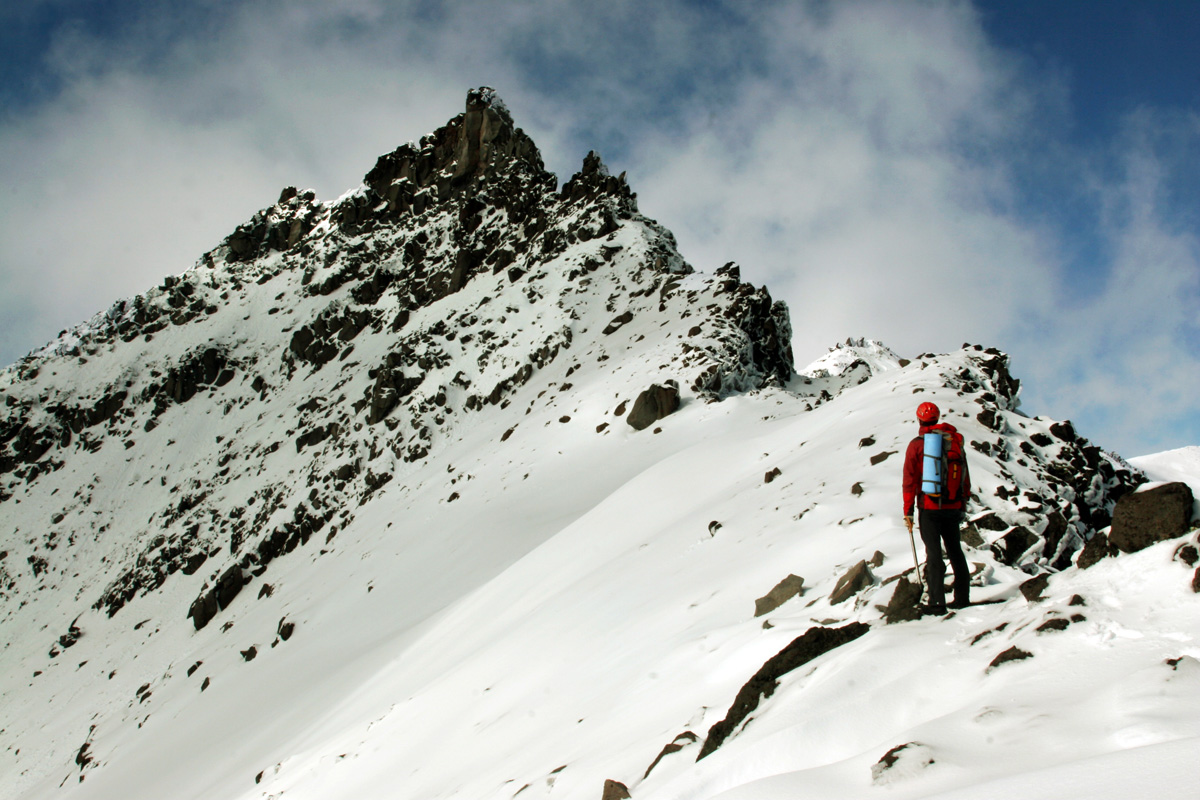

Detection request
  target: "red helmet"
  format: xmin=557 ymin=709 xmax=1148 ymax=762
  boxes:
xmin=916 ymin=402 xmax=940 ymax=423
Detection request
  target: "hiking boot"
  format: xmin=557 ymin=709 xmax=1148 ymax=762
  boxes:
xmin=949 ymin=598 xmax=970 ymax=609
xmin=920 ymin=604 xmax=948 ymax=616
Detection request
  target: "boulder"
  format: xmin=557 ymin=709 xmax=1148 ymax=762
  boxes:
xmin=754 ymin=574 xmax=805 ymax=617
xmin=627 ymin=384 xmax=680 ymax=431
xmin=830 ymin=560 xmax=874 ymax=605
xmin=188 ymin=591 xmax=219 ymax=631
xmin=1109 ymin=482 xmax=1195 ymax=553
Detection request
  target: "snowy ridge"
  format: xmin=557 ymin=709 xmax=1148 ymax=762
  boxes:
xmin=1 ymin=90 xmax=1197 ymax=800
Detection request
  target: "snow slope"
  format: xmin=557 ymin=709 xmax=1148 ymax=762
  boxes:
xmin=1 ymin=89 xmax=1197 ymax=800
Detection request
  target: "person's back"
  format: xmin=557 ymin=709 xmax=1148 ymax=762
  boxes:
xmin=902 ymin=402 xmax=971 ymax=613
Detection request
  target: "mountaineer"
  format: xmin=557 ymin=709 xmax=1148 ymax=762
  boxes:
xmin=903 ymin=401 xmax=971 ymax=614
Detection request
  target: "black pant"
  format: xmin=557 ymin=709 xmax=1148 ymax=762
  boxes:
xmin=918 ymin=508 xmax=970 ymax=607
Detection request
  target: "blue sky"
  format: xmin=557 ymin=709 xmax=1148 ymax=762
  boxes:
xmin=1 ymin=0 xmax=1197 ymax=458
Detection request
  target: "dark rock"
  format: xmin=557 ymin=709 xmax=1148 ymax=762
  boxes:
xmin=1077 ymin=531 xmax=1119 ymax=569
xmin=972 ymin=512 xmax=1008 ymax=531
xmin=627 ymin=384 xmax=680 ymax=431
xmin=1019 ymin=574 xmax=1050 ymax=602
xmin=1175 ymin=544 xmax=1199 ymax=566
xmin=1193 ymin=567 xmax=1200 ymax=594
xmin=871 ymin=742 xmax=934 ymax=784
xmin=187 ymin=661 xmax=202 ymax=677
xmin=870 ymin=450 xmax=897 ymax=465
xmin=698 ymin=623 xmax=869 ymax=759
xmin=977 ymin=408 xmax=1000 ymax=431
xmin=1037 ymin=618 xmax=1071 ymax=633
xmin=764 ymin=467 xmax=781 ymax=484
xmin=241 ymin=646 xmax=257 ymax=661
xmin=278 ymin=618 xmax=295 ymax=641
xmin=181 ymin=551 xmax=208 ymax=576
xmin=215 ymin=564 xmax=245 ymax=609
xmin=990 ymin=526 xmax=1038 ymax=566
xmin=601 ymin=779 xmax=631 ymax=800
xmin=754 ymin=574 xmax=805 ymax=617
xmin=830 ymin=560 xmax=874 ymax=605
xmin=1049 ymin=421 xmax=1077 ymax=442
xmin=960 ymin=523 xmax=986 ymax=548
xmin=851 ymin=482 xmax=864 ymax=496
xmin=1109 ymin=483 xmax=1195 ymax=553
xmin=643 ymin=732 xmax=699 ymax=779
xmin=883 ymin=577 xmax=923 ymax=624
xmin=988 ymin=646 xmax=1033 ymax=671
xmin=188 ymin=591 xmax=219 ymax=631
xmin=858 ymin=436 xmax=876 ymax=448
xmin=602 ymin=311 xmax=634 ymax=335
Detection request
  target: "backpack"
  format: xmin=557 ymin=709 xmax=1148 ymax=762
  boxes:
xmin=920 ymin=426 xmax=965 ymax=506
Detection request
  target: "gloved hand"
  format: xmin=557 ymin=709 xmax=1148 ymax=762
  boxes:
xmin=904 ymin=515 xmax=914 ymax=533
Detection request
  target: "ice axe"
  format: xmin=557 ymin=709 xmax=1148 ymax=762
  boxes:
xmin=905 ymin=515 xmax=924 ymax=591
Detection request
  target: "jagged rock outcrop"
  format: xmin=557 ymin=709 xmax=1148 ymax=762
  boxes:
xmin=0 ymin=88 xmax=798 ymax=628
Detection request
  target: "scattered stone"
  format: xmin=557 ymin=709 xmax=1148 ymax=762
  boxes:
xmin=754 ymin=574 xmax=805 ymax=617
xmin=187 ymin=661 xmax=202 ymax=677
xmin=858 ymin=435 xmax=876 ymax=448
xmin=241 ymin=646 xmax=257 ymax=662
xmin=1036 ymin=618 xmax=1071 ymax=634
xmin=708 ymin=520 xmax=722 ymax=536
xmin=1019 ymin=573 xmax=1050 ymax=602
xmin=1175 ymin=544 xmax=1199 ymax=567
xmin=601 ymin=779 xmax=631 ymax=800
xmin=277 ymin=618 xmax=295 ymax=641
xmin=642 ymin=732 xmax=699 ymax=779
xmin=970 ymin=622 xmax=1009 ymax=646
xmin=870 ymin=450 xmax=897 ymax=466
xmin=602 ymin=311 xmax=634 ymax=335
xmin=830 ymin=560 xmax=874 ymax=605
xmin=871 ymin=742 xmax=934 ymax=785
xmin=201 ymin=677 xmax=210 ymax=691
xmin=988 ymin=646 xmax=1033 ymax=671
xmin=1077 ymin=531 xmax=1119 ymax=569
xmin=851 ymin=482 xmax=864 ymax=496
xmin=764 ymin=467 xmax=781 ymax=484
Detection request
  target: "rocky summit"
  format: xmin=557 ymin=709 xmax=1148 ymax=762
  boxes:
xmin=1 ymin=90 xmax=1196 ymax=800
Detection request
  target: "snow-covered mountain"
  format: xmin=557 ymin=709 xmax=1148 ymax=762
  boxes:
xmin=2 ymin=89 xmax=1198 ymax=800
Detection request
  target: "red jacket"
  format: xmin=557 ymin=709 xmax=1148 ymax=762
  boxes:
xmin=902 ymin=422 xmax=970 ymax=515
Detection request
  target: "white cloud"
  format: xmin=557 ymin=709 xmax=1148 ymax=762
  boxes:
xmin=0 ymin=0 xmax=1196 ymax=455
